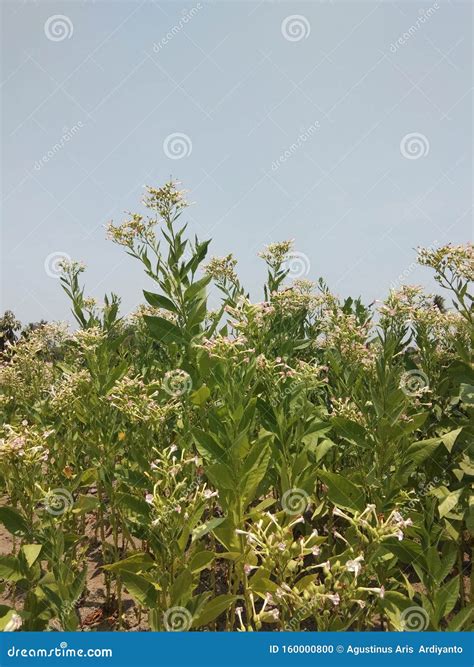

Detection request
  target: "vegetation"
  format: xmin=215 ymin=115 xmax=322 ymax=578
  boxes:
xmin=0 ymin=181 xmax=472 ymax=632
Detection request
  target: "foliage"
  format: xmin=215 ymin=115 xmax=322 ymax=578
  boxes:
xmin=0 ymin=182 xmax=472 ymax=632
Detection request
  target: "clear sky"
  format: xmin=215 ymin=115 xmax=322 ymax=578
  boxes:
xmin=1 ymin=0 xmax=472 ymax=324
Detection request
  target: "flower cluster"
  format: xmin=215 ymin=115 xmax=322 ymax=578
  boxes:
xmin=107 ymin=213 xmax=155 ymax=249
xmin=143 ymin=181 xmax=188 ymax=218
xmin=108 ymin=375 xmax=171 ymax=424
xmin=417 ymin=242 xmax=474 ymax=283
xmin=204 ymin=254 xmax=238 ymax=283
xmin=0 ymin=422 xmax=51 ymax=464
xmin=333 ymin=505 xmax=413 ymax=543
xmin=258 ymin=240 xmax=293 ymax=266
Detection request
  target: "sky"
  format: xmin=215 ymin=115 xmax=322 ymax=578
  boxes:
xmin=1 ymin=0 xmax=472 ymax=324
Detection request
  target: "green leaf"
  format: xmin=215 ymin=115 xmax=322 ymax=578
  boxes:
xmin=103 ymin=553 xmax=154 ymax=574
xmin=143 ymin=290 xmax=177 ymax=313
xmin=189 ymin=551 xmax=214 ymax=574
xmin=170 ymin=568 xmax=193 ymax=605
xmin=192 ymin=594 xmax=236 ymax=628
xmin=435 ymin=577 xmax=459 ymax=619
xmin=0 ymin=507 xmax=28 ymax=537
xmin=0 ymin=608 xmax=15 ymax=631
xmin=447 ymin=606 xmax=473 ymax=631
xmin=0 ymin=556 xmax=23 ymax=582
xmin=72 ymin=495 xmax=101 ymax=514
xmin=116 ymin=493 xmax=151 ymax=521
xmin=192 ymin=517 xmax=225 ymax=543
xmin=121 ymin=571 xmax=157 ymax=608
xmin=192 ymin=429 xmax=224 ymax=461
xmin=438 ymin=489 xmax=463 ymax=519
xmin=21 ymin=544 xmax=42 ymax=569
xmin=317 ymin=470 xmax=366 ymax=513
xmin=441 ymin=428 xmax=463 ymax=453
xmin=405 ymin=438 xmax=441 ymax=465
xmin=206 ymin=463 xmax=235 ymax=490
xmin=460 ymin=383 xmax=474 ymax=406
xmin=241 ymin=445 xmax=271 ymax=507
xmin=144 ymin=315 xmax=185 ymax=345
xmin=382 ymin=539 xmax=422 ymax=564
xmin=190 ymin=385 xmax=211 ymax=407
xmin=184 ymin=276 xmax=211 ymax=302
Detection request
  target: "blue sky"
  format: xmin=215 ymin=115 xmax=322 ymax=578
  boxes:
xmin=1 ymin=0 xmax=472 ymax=323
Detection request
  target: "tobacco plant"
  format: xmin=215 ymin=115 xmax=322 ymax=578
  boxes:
xmin=0 ymin=181 xmax=472 ymax=632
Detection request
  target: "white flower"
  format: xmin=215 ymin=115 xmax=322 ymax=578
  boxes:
xmin=145 ymin=493 xmax=153 ymax=504
xmin=203 ymin=489 xmax=218 ymax=499
xmin=327 ymin=593 xmax=340 ymax=606
xmin=311 ymin=545 xmax=321 ymax=556
xmin=346 ymin=555 xmax=364 ymax=576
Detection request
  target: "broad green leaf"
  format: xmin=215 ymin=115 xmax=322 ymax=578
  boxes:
xmin=441 ymin=428 xmax=463 ymax=453
xmin=382 ymin=539 xmax=422 ymax=563
xmin=206 ymin=463 xmax=235 ymax=490
xmin=121 ymin=571 xmax=157 ymax=608
xmin=192 ymin=429 xmax=223 ymax=461
xmin=190 ymin=385 xmax=211 ymax=407
xmin=447 ymin=606 xmax=473 ymax=631
xmin=143 ymin=290 xmax=177 ymax=313
xmin=144 ymin=315 xmax=185 ymax=345
xmin=0 ymin=556 xmax=23 ymax=582
xmin=189 ymin=551 xmax=214 ymax=574
xmin=0 ymin=507 xmax=28 ymax=537
xmin=402 ymin=438 xmax=441 ymax=472
xmin=0 ymin=608 xmax=16 ymax=631
xmin=170 ymin=568 xmax=193 ymax=605
xmin=21 ymin=544 xmax=42 ymax=569
xmin=72 ymin=495 xmax=101 ymax=514
xmin=192 ymin=517 xmax=225 ymax=543
xmin=116 ymin=493 xmax=151 ymax=521
xmin=192 ymin=594 xmax=236 ymax=628
xmin=317 ymin=470 xmax=366 ymax=513
xmin=103 ymin=553 xmax=154 ymax=573
xmin=184 ymin=276 xmax=211 ymax=302
xmin=435 ymin=577 xmax=459 ymax=619
xmin=438 ymin=489 xmax=463 ymax=518
xmin=460 ymin=383 xmax=474 ymax=406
